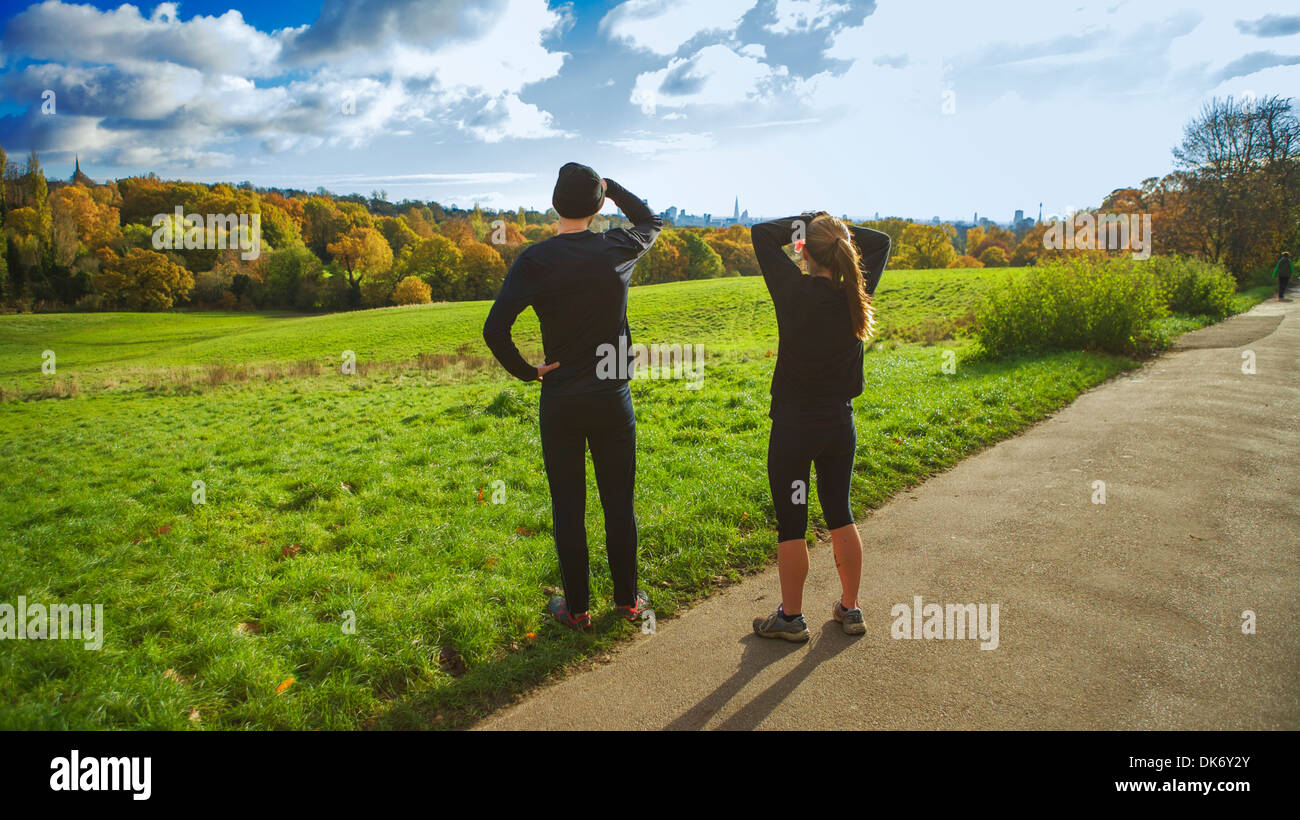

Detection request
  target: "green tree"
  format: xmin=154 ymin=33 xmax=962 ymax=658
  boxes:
xmin=978 ymin=246 xmax=1009 ymax=267
xmin=262 ymin=245 xmax=323 ymax=308
xmin=302 ymin=196 xmax=346 ymax=259
xmin=378 ymin=215 xmax=420 ymax=257
xmin=258 ymin=201 xmax=301 ymax=251
xmin=399 ymin=234 xmax=463 ymax=301
xmin=679 ymin=231 xmax=725 ymax=279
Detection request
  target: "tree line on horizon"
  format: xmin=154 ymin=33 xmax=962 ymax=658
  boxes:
xmin=0 ymin=95 xmax=1294 ymax=314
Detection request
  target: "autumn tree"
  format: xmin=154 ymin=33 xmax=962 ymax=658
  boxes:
xmin=894 ymin=223 xmax=957 ymax=269
xmin=706 ymin=225 xmax=759 ymax=276
xmin=327 ymin=226 xmax=393 ymax=290
xmin=860 ymin=217 xmax=911 ymax=250
xmin=94 ymin=247 xmax=195 ymax=309
xmin=459 ymin=241 xmax=506 ymax=300
xmin=50 ymin=186 xmax=120 ymax=265
xmin=1009 ymin=222 xmax=1052 ymax=266
xmin=632 ymin=229 xmax=686 ymax=285
xmin=392 ymin=275 xmax=432 ymax=305
xmin=440 ymin=217 xmax=477 ymax=248
xmin=401 ymin=207 xmax=436 ymax=239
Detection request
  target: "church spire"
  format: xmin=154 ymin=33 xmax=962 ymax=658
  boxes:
xmin=71 ymin=155 xmax=94 ymax=186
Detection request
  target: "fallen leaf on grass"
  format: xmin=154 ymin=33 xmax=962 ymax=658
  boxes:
xmin=155 ymin=524 xmax=171 ymax=536
xmin=515 ymin=528 xmax=535 ymax=536
xmin=281 ymin=543 xmax=301 ymax=558
xmin=162 ymin=668 xmax=190 ymax=684
xmin=276 ymin=677 xmax=295 ymax=694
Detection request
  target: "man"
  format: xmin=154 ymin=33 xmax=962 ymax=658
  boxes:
xmin=483 ymin=163 xmax=661 ymax=632
xmin=1273 ymin=251 xmax=1292 ymax=300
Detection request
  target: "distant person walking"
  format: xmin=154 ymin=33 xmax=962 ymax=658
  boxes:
xmin=1274 ymin=251 xmax=1292 ymax=300
xmin=749 ymin=212 xmax=890 ymax=642
xmin=483 ymin=163 xmax=661 ymax=632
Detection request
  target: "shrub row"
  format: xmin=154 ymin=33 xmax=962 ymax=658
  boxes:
xmin=975 ymin=256 xmax=1237 ymax=357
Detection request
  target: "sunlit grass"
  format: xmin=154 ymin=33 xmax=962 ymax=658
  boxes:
xmin=0 ymin=269 xmax=1144 ymax=729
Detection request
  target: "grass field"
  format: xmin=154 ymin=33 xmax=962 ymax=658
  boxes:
xmin=0 ymin=268 xmax=1260 ymax=729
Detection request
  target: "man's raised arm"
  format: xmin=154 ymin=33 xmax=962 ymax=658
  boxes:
xmin=603 ymin=178 xmax=662 ymax=259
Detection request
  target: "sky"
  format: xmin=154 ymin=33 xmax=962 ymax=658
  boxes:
xmin=0 ymin=0 xmax=1298 ymax=222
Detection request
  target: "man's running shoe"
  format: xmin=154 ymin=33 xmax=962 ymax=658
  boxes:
xmin=752 ymin=606 xmax=809 ymax=642
xmin=832 ymin=600 xmax=866 ymax=635
xmin=548 ymin=596 xmax=591 ymax=633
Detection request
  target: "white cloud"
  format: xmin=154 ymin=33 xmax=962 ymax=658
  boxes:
xmin=600 ymin=131 xmax=717 ymax=157
xmin=766 ymin=0 xmax=851 ymax=34
xmin=599 ymin=0 xmax=757 ymax=55
xmin=4 ymin=1 xmax=285 ymax=76
xmin=459 ymin=93 xmax=571 ymax=142
xmin=736 ymin=117 xmax=822 ymax=128
xmin=0 ymin=0 xmax=572 ymax=168
xmin=631 ymin=43 xmax=789 ymax=113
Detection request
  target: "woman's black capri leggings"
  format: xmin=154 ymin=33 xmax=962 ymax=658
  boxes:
xmin=767 ymin=409 xmax=856 ymax=542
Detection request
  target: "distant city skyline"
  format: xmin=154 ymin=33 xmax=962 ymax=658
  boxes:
xmin=42 ymin=156 xmax=1056 ymax=229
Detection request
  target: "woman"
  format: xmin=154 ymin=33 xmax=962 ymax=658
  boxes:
xmin=749 ymin=212 xmax=890 ymax=641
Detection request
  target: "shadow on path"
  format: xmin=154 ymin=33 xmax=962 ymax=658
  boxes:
xmin=1173 ymin=313 xmax=1284 ymax=350
xmin=667 ymin=622 xmax=858 ymax=730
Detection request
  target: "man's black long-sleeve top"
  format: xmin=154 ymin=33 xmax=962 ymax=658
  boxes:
xmin=482 ymin=180 xmax=662 ymax=396
xmin=751 ymin=216 xmax=891 ymax=411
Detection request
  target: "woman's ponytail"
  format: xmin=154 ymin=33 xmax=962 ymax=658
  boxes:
xmin=807 ymin=215 xmax=876 ymax=341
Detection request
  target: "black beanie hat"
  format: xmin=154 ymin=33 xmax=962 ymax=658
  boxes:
xmin=552 ymin=162 xmax=604 ymax=218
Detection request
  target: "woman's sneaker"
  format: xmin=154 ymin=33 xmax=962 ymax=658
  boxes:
xmin=753 ymin=606 xmax=809 ymax=642
xmin=548 ymin=596 xmax=592 ymax=633
xmin=615 ymin=589 xmax=650 ymax=622
xmin=832 ymin=600 xmax=866 ymax=635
